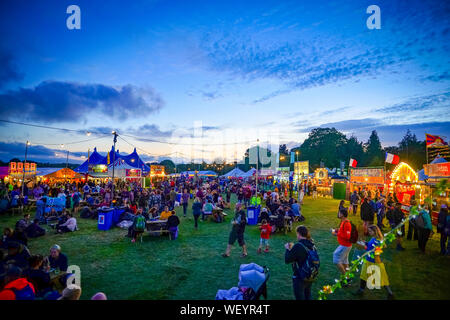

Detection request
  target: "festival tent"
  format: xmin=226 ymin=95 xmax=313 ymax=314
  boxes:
xmin=74 ymin=147 xmax=107 ymax=173
xmin=221 ymin=167 xmax=246 ymax=178
xmin=42 ymin=168 xmax=84 ymax=180
xmin=179 ymin=170 xmax=218 ymax=177
xmin=120 ymin=148 xmax=150 ymax=175
xmin=107 ymin=159 xmax=142 ymax=178
xmin=242 ymin=168 xmax=257 ymax=178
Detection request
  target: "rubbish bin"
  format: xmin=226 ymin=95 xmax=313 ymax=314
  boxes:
xmin=98 ymin=207 xmax=114 ymax=230
xmin=113 ymin=206 xmax=125 ymax=225
xmin=247 ymin=206 xmax=260 ymax=225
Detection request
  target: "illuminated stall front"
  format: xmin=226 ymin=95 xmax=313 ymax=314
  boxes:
xmin=387 ymin=162 xmax=419 ymax=206
xmin=349 ymin=167 xmax=385 ymax=196
xmin=314 ymin=168 xmax=332 ymax=197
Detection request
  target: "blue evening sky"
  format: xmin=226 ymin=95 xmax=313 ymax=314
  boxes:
xmin=0 ymin=0 xmax=449 ymax=163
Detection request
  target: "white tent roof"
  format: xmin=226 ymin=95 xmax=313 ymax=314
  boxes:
xmin=242 ymin=168 xmax=257 ymax=178
xmin=221 ymin=167 xmax=246 ymax=178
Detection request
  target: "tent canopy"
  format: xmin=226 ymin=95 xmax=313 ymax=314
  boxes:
xmin=43 ymin=168 xmax=84 ymax=180
xmin=242 ymin=168 xmax=257 ymax=178
xmin=221 ymin=167 xmax=246 ymax=178
xmin=75 ymin=146 xmax=150 ymax=174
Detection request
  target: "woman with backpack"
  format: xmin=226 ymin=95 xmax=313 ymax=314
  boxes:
xmin=416 ymin=205 xmax=433 ymax=254
xmin=284 ymin=225 xmax=319 ymax=300
xmin=354 ymin=225 xmax=394 ymax=300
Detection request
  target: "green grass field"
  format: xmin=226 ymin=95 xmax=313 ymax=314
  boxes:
xmin=1 ymin=196 xmax=449 ymax=300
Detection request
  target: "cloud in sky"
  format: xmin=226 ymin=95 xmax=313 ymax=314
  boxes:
xmin=0 ymin=50 xmax=24 ymax=89
xmin=0 ymin=81 xmax=165 ymax=123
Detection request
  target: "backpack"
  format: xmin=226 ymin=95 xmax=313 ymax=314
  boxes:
xmin=345 ymin=220 xmax=358 ymax=244
xmin=415 ymin=212 xmax=425 ymax=229
xmin=135 ymin=216 xmax=146 ymax=232
xmin=295 ymin=243 xmax=320 ymax=282
xmin=9 ymin=284 xmax=35 ymax=300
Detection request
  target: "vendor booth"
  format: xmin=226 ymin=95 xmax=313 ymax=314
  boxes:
xmin=349 ymin=166 xmax=385 ymax=196
xmin=40 ymin=168 xmax=84 ymax=183
xmin=313 ymin=168 xmax=332 ymax=197
xmin=419 ymin=157 xmax=449 ymax=224
xmin=7 ymin=161 xmax=37 ymax=187
xmin=108 ymin=159 xmax=142 ymax=181
xmin=387 ymin=162 xmax=420 ymax=206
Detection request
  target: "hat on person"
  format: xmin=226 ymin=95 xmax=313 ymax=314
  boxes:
xmin=58 ymin=284 xmax=82 ymax=300
xmin=91 ymin=292 xmax=107 ymax=300
xmin=51 ymin=244 xmax=61 ymax=252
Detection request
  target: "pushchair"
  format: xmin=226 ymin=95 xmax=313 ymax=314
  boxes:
xmin=215 ymin=263 xmax=270 ymax=300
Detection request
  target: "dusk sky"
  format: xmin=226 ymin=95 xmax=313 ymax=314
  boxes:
xmin=0 ymin=0 xmax=449 ymax=164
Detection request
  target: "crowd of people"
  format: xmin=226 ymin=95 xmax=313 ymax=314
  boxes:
xmin=0 ymin=176 xmax=448 ymax=300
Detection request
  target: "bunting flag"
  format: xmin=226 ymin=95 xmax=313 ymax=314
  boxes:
xmin=385 ymin=152 xmax=400 ymax=164
xmin=426 ymin=134 xmax=448 ymax=147
xmin=107 ymin=151 xmax=110 ymax=165
xmin=349 ymin=158 xmax=357 ymax=168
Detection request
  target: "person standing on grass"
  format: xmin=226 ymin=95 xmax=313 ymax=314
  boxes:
xmin=416 ymin=205 xmax=433 ymax=254
xmin=437 ymin=204 xmax=449 ymax=255
xmin=360 ymin=197 xmax=374 ymax=235
xmin=257 ymin=219 xmax=272 ymax=254
xmin=181 ymin=189 xmax=190 ymax=217
xmin=167 ymin=210 xmax=180 ymax=240
xmin=354 ymin=225 xmax=395 ymax=300
xmin=285 ymin=225 xmax=318 ymax=300
xmin=407 ymin=200 xmax=419 ymax=241
xmin=222 ymin=203 xmax=248 ymax=258
xmin=192 ymin=197 xmax=202 ymax=229
xmin=331 ymin=208 xmax=353 ymax=285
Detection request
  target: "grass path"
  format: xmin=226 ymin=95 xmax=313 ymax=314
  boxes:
xmin=1 ymin=196 xmax=449 ymax=300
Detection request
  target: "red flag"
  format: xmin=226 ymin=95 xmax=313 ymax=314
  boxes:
xmin=349 ymin=158 xmax=357 ymax=168
xmin=426 ymin=134 xmax=448 ymax=147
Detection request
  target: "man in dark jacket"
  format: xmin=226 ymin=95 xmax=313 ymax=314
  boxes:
xmin=437 ymin=204 xmax=449 ymax=255
xmin=361 ymin=198 xmax=374 ymax=235
xmin=25 ymin=219 xmax=46 ymax=238
xmin=222 ymin=204 xmax=247 ymax=258
xmin=4 ymin=241 xmax=31 ymax=270
xmin=285 ymin=225 xmax=317 ymax=300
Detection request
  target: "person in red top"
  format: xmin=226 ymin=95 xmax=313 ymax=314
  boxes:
xmin=0 ymin=266 xmax=35 ymax=300
xmin=257 ymin=219 xmax=272 ymax=253
xmin=331 ymin=208 xmax=353 ymax=281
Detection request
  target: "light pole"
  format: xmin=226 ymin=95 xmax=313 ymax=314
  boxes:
xmin=21 ymin=141 xmax=30 ymax=197
xmin=256 ymin=139 xmax=259 ymax=196
xmin=111 ymin=131 xmax=118 ymax=204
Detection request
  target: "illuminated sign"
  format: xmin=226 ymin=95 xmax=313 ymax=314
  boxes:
xmin=294 ymin=161 xmax=309 ymax=176
xmin=349 ymin=167 xmax=384 ymax=185
xmin=424 ymin=162 xmax=450 ymax=178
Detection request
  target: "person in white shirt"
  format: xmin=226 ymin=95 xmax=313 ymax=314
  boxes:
xmin=57 ymin=213 xmax=77 ymax=233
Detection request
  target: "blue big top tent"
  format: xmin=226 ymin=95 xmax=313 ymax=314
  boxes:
xmin=75 ymin=146 xmax=150 ymax=175
xmin=74 ymin=147 xmax=106 ymax=173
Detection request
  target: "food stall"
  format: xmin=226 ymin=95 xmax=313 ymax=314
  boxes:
xmin=40 ymin=168 xmax=85 ymax=184
xmin=314 ymin=168 xmax=332 ymax=197
xmin=386 ymin=162 xmax=420 ymax=206
xmin=419 ymin=157 xmax=449 ymax=224
xmin=349 ymin=167 xmax=385 ymax=196
xmin=7 ymin=161 xmax=37 ymax=187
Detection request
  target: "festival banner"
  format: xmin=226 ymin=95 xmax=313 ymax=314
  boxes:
xmin=294 ymin=161 xmax=309 ymax=176
xmin=349 ymin=167 xmax=384 ymax=185
xmin=424 ymin=162 xmax=450 ymax=178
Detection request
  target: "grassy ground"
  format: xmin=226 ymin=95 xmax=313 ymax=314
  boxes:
xmin=1 ymin=196 xmax=449 ymax=300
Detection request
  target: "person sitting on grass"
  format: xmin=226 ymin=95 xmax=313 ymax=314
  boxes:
xmin=202 ymin=199 xmax=214 ymax=221
xmin=15 ymin=213 xmax=31 ymax=233
xmin=56 ymin=213 xmax=77 ymax=234
xmin=25 ymin=219 xmax=46 ymax=238
xmin=257 ymin=219 xmax=272 ymax=254
xmin=47 ymin=244 xmax=68 ymax=273
xmin=354 ymin=224 xmax=395 ymax=300
xmin=167 ymin=210 xmax=180 ymax=240
xmin=24 ymin=254 xmax=53 ymax=298
xmin=4 ymin=241 xmax=31 ymax=270
xmin=0 ymin=265 xmax=36 ymax=300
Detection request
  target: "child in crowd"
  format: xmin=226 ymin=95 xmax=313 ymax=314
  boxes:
xmin=257 ymin=219 xmax=272 ymax=253
xmin=355 ymin=224 xmax=394 ymax=300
